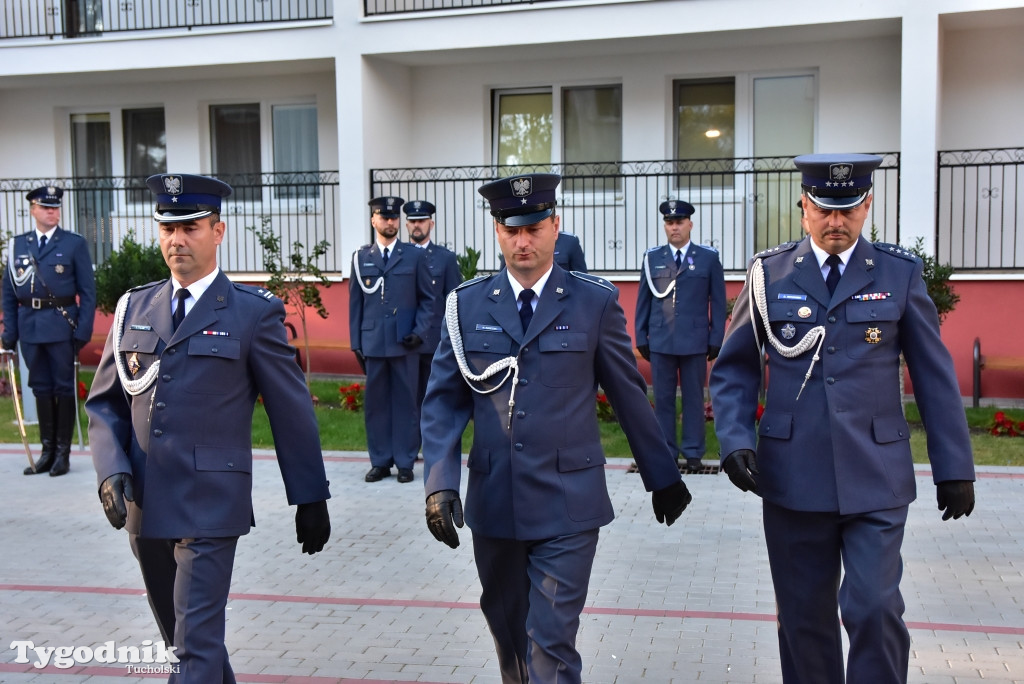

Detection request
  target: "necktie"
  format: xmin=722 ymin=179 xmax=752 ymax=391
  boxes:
xmin=382 ymin=246 xmax=389 ymax=266
xmin=825 ymin=254 xmax=842 ymax=296
xmin=675 ymin=249 xmax=682 ymax=269
xmin=172 ymin=288 xmax=190 ymax=330
xmin=38 ymin=235 xmax=47 ymax=251
xmin=518 ymin=289 xmax=535 ymax=333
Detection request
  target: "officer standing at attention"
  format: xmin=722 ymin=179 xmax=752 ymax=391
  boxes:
xmin=710 ymin=154 xmax=976 ymax=684
xmin=87 ymin=174 xmax=331 ymax=683
xmin=402 ymin=199 xmax=462 ymax=406
xmin=635 ymin=200 xmax=726 ymax=473
xmin=421 ymin=173 xmax=692 ymax=684
xmin=349 ymin=196 xmax=436 ymax=483
xmin=2 ymin=185 xmax=96 ymax=477
xmin=500 ymin=231 xmax=587 ymax=272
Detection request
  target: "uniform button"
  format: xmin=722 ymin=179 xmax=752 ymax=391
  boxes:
xmin=786 ymin=311 xmax=793 ymax=318
xmin=871 ymin=311 xmax=878 ymax=318
xmin=161 ymin=374 xmax=171 ymax=382
xmin=516 ymin=410 xmax=525 ymax=418
xmin=227 ymin=462 xmax=234 ymax=468
xmin=523 ymin=346 xmax=529 ymax=353
xmin=827 ymin=346 xmax=836 ymax=354
xmin=153 ymin=429 xmax=163 ymax=437
xmin=561 ymin=342 xmax=568 ymax=348
xmin=828 ymin=315 xmax=837 ymax=324
xmin=155 ymin=402 xmax=166 ymax=409
xmin=764 ymin=426 xmax=771 ymax=433
xmin=132 ymin=343 xmax=139 ymax=349
xmin=211 ymin=347 xmax=218 ymax=353
xmin=514 ymin=443 xmax=523 ymax=451
xmin=168 ymin=348 xmax=176 ymax=354
xmin=898 ymin=431 xmax=904 ymax=437
xmin=826 ymin=377 xmax=836 ymax=384
xmin=520 ymin=378 xmax=528 ymax=385
xmin=483 ymin=343 xmax=490 ymax=349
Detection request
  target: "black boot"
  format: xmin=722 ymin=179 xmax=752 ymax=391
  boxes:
xmin=49 ymin=395 xmax=76 ymax=477
xmin=24 ymin=395 xmax=56 ymax=475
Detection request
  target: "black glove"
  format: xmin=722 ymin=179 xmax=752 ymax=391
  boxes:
xmin=99 ymin=473 xmax=135 ymax=530
xmin=652 ymin=479 xmax=692 ymax=526
xmin=295 ymin=500 xmax=331 ymax=554
xmin=637 ymin=344 xmax=650 ymax=361
xmin=425 ymin=489 xmax=464 ymax=549
xmin=936 ymin=480 xmax=975 ymax=521
xmin=75 ymin=339 xmax=87 ymax=353
xmin=722 ymin=449 xmax=760 ymax=495
xmin=1 ymin=337 xmax=14 ymax=352
xmin=353 ymin=349 xmax=366 ymax=373
xmin=401 ymin=333 xmax=423 ymax=350
xmin=707 ymin=345 xmax=720 ymax=361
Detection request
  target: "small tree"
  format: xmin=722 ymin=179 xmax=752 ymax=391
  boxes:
xmin=904 ymin=236 xmax=960 ymax=324
xmin=94 ymin=231 xmax=168 ymax=314
xmin=457 ymin=246 xmax=481 ymax=281
xmin=249 ymin=217 xmax=331 ymax=386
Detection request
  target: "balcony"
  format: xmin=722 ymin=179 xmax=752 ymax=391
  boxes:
xmin=0 ymin=172 xmax=342 ymax=273
xmin=371 ymin=155 xmax=902 ymax=273
xmin=1 ymin=0 xmax=332 ymax=41
xmin=364 ymin=0 xmax=560 ymax=17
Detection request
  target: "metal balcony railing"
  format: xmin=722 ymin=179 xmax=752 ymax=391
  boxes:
xmin=364 ymin=0 xmax=560 ymax=17
xmin=370 ymin=155 xmax=902 ymax=273
xmin=1 ymin=0 xmax=331 ymax=40
xmin=938 ymin=148 xmax=1024 ymax=271
xmin=0 ymin=172 xmax=342 ymax=273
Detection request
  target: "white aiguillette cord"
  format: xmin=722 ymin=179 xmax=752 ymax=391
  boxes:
xmin=444 ymin=289 xmax=522 ymax=427
xmin=642 ymin=250 xmax=676 ymax=299
xmin=749 ymin=258 xmax=826 ymax=400
xmin=352 ymin=251 xmax=384 ymax=297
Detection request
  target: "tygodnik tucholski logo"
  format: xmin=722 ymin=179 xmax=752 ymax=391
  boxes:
xmin=10 ymin=639 xmax=180 ymax=674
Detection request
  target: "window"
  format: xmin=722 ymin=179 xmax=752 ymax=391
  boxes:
xmin=674 ymin=78 xmax=736 ymax=190
xmin=272 ymin=104 xmax=319 ymax=199
xmin=123 ymin=108 xmax=166 ymax=203
xmin=210 ymin=103 xmax=261 ymax=201
xmin=494 ymin=90 xmax=552 ymax=170
xmin=563 ymin=85 xmax=622 ymax=192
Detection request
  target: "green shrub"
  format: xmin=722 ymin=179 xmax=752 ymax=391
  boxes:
xmin=94 ymin=231 xmax=167 ymax=314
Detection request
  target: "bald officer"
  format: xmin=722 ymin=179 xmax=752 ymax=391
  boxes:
xmin=87 ymin=174 xmax=331 ymax=683
xmin=349 ymin=196 xmax=436 ymax=483
xmin=2 ymin=185 xmax=95 ymax=477
xmin=421 ymin=173 xmax=691 ymax=683
xmin=710 ymin=154 xmax=976 ymax=684
xmin=635 ymin=199 xmax=726 ymax=473
xmin=402 ymin=199 xmax=462 ymax=406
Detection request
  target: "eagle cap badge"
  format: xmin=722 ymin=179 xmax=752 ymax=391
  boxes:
xmin=511 ymin=177 xmax=532 ymax=197
xmin=163 ymin=175 xmax=183 ymax=195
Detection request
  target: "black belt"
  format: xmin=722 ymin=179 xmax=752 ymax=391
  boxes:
xmin=19 ymin=296 xmax=77 ymax=309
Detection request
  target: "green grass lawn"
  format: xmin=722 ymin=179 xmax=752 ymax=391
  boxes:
xmin=4 ymin=374 xmax=1022 ymax=467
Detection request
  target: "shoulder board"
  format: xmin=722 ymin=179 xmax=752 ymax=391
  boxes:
xmin=754 ymin=241 xmax=799 ymax=259
xmin=873 ymin=242 xmax=921 ymax=262
xmin=645 ymin=245 xmax=663 ymax=253
xmin=233 ymin=283 xmax=277 ymax=301
xmin=569 ymin=271 xmax=614 ymax=291
xmin=453 ymin=274 xmax=489 ymax=292
xmin=696 ymin=243 xmax=719 ymax=254
xmin=127 ymin=279 xmax=166 ymax=293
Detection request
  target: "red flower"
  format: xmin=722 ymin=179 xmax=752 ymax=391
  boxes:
xmin=78 ymin=380 xmax=88 ymax=400
xmin=756 ymin=404 xmax=766 ymax=422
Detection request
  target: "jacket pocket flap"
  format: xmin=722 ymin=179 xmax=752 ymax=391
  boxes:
xmin=767 ymin=300 xmax=818 ymax=322
xmin=539 ymin=332 xmax=587 ymax=352
xmin=188 ymin=336 xmax=241 ymax=359
xmin=846 ymin=300 xmax=900 ymax=323
xmin=120 ymin=330 xmax=159 ymax=354
xmin=872 ymin=415 xmax=911 ymax=444
xmin=195 ymin=446 xmax=252 ymax=473
xmin=757 ymin=411 xmax=793 ymax=439
xmin=463 ymin=332 xmax=512 ymax=354
xmin=557 ymin=445 xmax=606 ymax=472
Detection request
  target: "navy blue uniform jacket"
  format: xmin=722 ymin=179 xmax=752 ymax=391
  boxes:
xmin=421 ymin=266 xmax=681 ymax=540
xmin=3 ymin=228 xmax=96 ymax=345
xmin=709 ymin=238 xmax=975 ymax=514
xmin=420 ymin=242 xmax=462 ymax=353
xmin=87 ymin=273 xmax=330 ymax=539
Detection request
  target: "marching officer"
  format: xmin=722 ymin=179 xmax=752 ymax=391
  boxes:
xmin=421 ymin=172 xmax=691 ymax=683
xmin=87 ymin=173 xmax=331 ymax=682
xmin=635 ymin=199 xmax=726 ymax=472
xmin=402 ymin=199 xmax=462 ymax=406
xmin=2 ymin=185 xmax=96 ymax=477
xmin=349 ymin=196 xmax=436 ymax=483
xmin=710 ymin=153 xmax=976 ymax=684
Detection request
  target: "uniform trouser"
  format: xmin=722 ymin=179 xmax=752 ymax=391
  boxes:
xmin=20 ymin=338 xmax=75 ymax=396
xmin=129 ymin=535 xmax=238 ymax=684
xmin=649 ymin=352 xmax=707 ymax=460
xmin=473 ymin=529 xmax=599 ymax=684
xmin=417 ymin=352 xmax=433 ymax=408
xmin=763 ymin=500 xmax=910 ymax=684
xmin=364 ymin=353 xmax=420 ymax=469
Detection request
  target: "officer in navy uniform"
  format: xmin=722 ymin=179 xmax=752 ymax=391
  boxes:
xmin=421 ymin=172 xmax=692 ymax=684
xmin=2 ymin=186 xmax=96 ymax=477
xmin=500 ymin=231 xmax=587 ymax=272
xmin=635 ymin=199 xmax=726 ymax=473
xmin=349 ymin=196 xmax=436 ymax=483
xmin=710 ymin=154 xmax=976 ymax=684
xmin=87 ymin=174 xmax=331 ymax=683
xmin=402 ymin=199 xmax=462 ymax=407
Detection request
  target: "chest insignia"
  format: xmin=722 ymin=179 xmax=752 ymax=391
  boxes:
xmin=865 ymin=327 xmax=882 ymax=344
xmin=797 ymin=306 xmax=812 ymax=319
xmin=54 ymin=264 xmax=64 ymax=274
xmin=781 ymin=323 xmax=796 ymax=340
xmin=127 ymin=353 xmax=141 ymax=377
